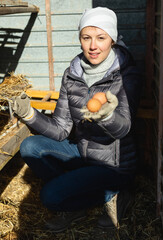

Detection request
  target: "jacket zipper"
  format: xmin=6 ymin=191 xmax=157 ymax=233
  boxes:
xmin=86 ymin=88 xmax=91 ymax=102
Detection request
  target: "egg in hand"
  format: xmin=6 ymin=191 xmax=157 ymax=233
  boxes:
xmin=87 ymin=92 xmax=107 ymax=113
xmin=92 ymin=92 xmax=107 ymax=104
xmin=87 ymin=98 xmax=102 ymax=112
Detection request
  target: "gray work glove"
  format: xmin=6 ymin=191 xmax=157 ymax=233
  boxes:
xmin=81 ymin=91 xmax=118 ymax=121
xmin=11 ymin=92 xmax=33 ymax=118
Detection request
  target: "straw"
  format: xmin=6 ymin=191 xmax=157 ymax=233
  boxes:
xmin=0 ymin=155 xmax=162 ymax=240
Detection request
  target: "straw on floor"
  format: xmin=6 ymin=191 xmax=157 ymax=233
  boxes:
xmin=0 ymin=153 xmax=162 ymax=240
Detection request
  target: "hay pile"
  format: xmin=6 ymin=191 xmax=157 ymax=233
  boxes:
xmin=0 ymin=73 xmax=32 ymax=135
xmin=0 ymin=153 xmax=162 ymax=240
xmin=0 ymin=72 xmax=32 ymax=102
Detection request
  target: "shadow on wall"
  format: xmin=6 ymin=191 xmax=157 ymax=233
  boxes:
xmin=92 ymin=0 xmax=147 ymax=74
xmin=0 ymin=13 xmax=38 ymax=83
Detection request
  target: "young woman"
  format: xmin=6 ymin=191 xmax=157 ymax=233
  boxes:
xmin=11 ymin=7 xmax=142 ymax=232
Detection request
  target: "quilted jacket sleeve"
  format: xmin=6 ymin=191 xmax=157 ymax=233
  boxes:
xmin=23 ymin=70 xmax=73 ymax=141
xmin=97 ymin=65 xmax=142 ymax=140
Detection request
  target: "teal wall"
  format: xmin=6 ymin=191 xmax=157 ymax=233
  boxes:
xmin=0 ymin=0 xmax=146 ymax=91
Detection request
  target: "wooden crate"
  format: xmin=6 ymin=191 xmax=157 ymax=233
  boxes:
xmin=0 ymin=122 xmax=30 ymax=170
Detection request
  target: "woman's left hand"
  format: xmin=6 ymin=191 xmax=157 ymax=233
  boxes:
xmin=80 ymin=91 xmax=118 ymax=121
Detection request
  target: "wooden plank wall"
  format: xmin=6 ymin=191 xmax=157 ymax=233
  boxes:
xmin=0 ymin=0 xmax=92 ymax=91
xmin=153 ymin=0 xmax=163 ymax=221
xmin=93 ymin=0 xmax=147 ymax=74
xmin=50 ymin=0 xmax=92 ymax=91
xmin=0 ymin=0 xmax=147 ymax=92
xmin=93 ymin=1 xmax=154 ymax=169
xmin=152 ymin=0 xmax=161 ymax=177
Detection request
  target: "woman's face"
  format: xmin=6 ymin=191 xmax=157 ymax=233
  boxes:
xmin=80 ymin=26 xmax=113 ymax=65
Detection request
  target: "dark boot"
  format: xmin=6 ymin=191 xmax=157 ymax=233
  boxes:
xmin=98 ymin=190 xmax=134 ymax=229
xmin=45 ymin=210 xmax=86 ymax=233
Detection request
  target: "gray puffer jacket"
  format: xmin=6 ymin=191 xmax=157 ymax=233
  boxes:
xmin=25 ymin=45 xmax=142 ymax=174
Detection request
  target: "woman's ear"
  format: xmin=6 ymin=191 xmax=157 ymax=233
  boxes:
xmin=111 ymin=40 xmax=115 ymax=46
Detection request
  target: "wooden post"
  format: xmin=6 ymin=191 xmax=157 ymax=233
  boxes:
xmin=145 ymin=0 xmax=155 ymax=98
xmin=45 ymin=0 xmax=55 ymax=91
xmin=0 ymin=0 xmax=28 ymax=6
xmin=157 ymin=0 xmax=163 ymax=220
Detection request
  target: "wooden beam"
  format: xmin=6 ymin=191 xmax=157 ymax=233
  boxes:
xmin=30 ymin=100 xmax=56 ymax=110
xmin=0 ymin=0 xmax=28 ymax=6
xmin=45 ymin=0 xmax=55 ymax=90
xmin=0 ymin=4 xmax=39 ymax=15
xmin=145 ymin=0 xmax=155 ymax=98
xmin=41 ymin=92 xmax=52 ymax=102
xmin=26 ymin=89 xmax=59 ymax=100
xmin=137 ymin=108 xmax=157 ymax=119
xmin=27 ymin=90 xmax=157 ymax=119
xmin=156 ymin=0 xmax=163 ymax=219
xmin=30 ymin=100 xmax=158 ymax=119
xmin=0 ymin=123 xmax=30 ymax=170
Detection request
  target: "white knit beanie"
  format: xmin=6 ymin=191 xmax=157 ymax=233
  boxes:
xmin=78 ymin=7 xmax=118 ymax=42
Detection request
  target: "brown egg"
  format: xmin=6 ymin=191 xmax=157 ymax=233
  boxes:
xmin=92 ymin=92 xmax=107 ymax=105
xmin=87 ymin=98 xmax=102 ymax=112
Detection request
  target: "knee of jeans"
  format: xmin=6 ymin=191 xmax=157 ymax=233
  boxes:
xmin=20 ymin=136 xmax=38 ymax=158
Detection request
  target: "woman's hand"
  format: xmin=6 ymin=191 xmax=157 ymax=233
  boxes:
xmin=81 ymin=91 xmax=118 ymax=121
xmin=11 ymin=92 xmax=34 ymax=119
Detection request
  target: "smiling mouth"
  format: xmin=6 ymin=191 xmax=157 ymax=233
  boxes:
xmin=89 ymin=53 xmax=100 ymax=58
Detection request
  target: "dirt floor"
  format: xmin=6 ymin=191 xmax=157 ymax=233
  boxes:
xmin=0 ymin=152 xmax=162 ymax=240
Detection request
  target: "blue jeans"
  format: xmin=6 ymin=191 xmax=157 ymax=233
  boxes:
xmin=20 ymin=135 xmax=134 ymax=211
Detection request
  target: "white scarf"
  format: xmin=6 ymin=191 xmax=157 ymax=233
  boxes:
xmin=81 ymin=48 xmax=115 ymax=87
